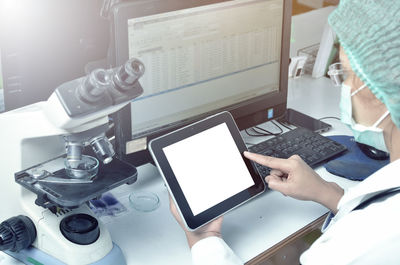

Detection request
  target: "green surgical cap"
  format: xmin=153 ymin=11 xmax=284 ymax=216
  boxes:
xmin=328 ymin=0 xmax=400 ymax=128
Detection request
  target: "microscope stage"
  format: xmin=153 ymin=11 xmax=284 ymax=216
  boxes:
xmin=15 ymin=156 xmax=137 ymax=209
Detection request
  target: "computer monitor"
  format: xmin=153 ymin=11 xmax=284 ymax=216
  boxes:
xmin=109 ymin=0 xmax=291 ymax=166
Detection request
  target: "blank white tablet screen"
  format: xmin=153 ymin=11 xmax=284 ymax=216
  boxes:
xmin=163 ymin=123 xmax=254 ymax=216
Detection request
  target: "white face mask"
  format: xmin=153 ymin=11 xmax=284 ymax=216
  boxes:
xmin=340 ymin=84 xmax=390 ymax=153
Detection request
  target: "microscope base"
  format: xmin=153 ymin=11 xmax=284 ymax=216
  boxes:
xmin=5 ymin=242 xmax=126 ymax=265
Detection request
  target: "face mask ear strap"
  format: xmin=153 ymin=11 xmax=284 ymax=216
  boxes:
xmin=372 ymin=110 xmax=390 ymax=127
xmin=350 ymin=83 xmax=367 ymax=96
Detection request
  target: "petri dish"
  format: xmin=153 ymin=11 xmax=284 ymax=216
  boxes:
xmin=129 ymin=191 xmax=160 ymax=212
xmin=65 ymin=155 xmax=99 ymax=180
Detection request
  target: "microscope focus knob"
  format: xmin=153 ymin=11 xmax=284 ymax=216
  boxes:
xmin=0 ymin=215 xmax=36 ymax=252
xmin=60 ymin=214 xmax=100 ymax=245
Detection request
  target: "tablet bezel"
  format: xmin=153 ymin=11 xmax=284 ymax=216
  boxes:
xmin=149 ymin=111 xmax=265 ymax=230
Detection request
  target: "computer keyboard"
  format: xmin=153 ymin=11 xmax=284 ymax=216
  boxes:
xmin=248 ymin=127 xmax=347 ymax=178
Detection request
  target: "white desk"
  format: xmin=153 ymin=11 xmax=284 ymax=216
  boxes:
xmin=0 ymin=76 xmax=358 ymax=265
xmin=102 ymin=76 xmax=358 ymax=265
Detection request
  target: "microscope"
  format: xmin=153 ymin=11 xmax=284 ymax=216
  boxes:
xmin=0 ymin=58 xmax=145 ymax=264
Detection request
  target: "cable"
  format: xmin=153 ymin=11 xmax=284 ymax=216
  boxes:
xmin=244 ymin=128 xmax=270 ymax=137
xmin=245 ymin=119 xmax=286 ymax=138
xmin=275 ymin=120 xmax=294 ymax=131
xmin=253 ymin=127 xmax=275 ymax=136
xmin=319 ymin=116 xmax=340 ymax=121
xmin=270 ymin=120 xmax=285 ymax=133
xmin=253 ymin=120 xmax=284 ymax=136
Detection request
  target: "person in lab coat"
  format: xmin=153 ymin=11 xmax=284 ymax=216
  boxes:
xmin=169 ymin=0 xmax=400 ymax=264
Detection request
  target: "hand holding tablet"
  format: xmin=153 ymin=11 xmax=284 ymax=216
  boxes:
xmin=168 ymin=195 xmax=223 ymax=248
xmin=149 ymin=111 xmax=265 ymax=230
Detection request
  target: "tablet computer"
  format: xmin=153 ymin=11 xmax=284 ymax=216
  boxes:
xmin=149 ymin=111 xmax=265 ymax=230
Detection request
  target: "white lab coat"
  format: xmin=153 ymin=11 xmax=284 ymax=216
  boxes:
xmin=191 ymin=159 xmax=400 ymax=265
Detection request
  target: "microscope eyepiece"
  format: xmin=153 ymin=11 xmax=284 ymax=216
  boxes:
xmin=113 ymin=58 xmax=145 ymax=91
xmin=77 ymin=69 xmax=112 ymax=103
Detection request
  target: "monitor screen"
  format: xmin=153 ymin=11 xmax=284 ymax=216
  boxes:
xmin=111 ymin=0 xmax=291 ymax=165
xmin=109 ymin=0 xmax=291 ymax=165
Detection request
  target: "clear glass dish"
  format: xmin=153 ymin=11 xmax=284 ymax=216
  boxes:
xmin=65 ymin=155 xmax=99 ymax=180
xmin=129 ymin=191 xmax=160 ymax=212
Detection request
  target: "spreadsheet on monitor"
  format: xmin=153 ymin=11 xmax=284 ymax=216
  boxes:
xmin=126 ymin=0 xmax=284 ymax=137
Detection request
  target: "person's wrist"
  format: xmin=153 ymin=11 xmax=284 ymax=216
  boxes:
xmin=185 ymin=231 xmax=222 ymax=248
xmin=316 ymin=181 xmax=344 ymax=214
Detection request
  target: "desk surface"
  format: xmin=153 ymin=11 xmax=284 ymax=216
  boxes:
xmin=103 ymin=76 xmax=358 ymax=264
xmin=0 ymin=76 xmax=358 ymax=265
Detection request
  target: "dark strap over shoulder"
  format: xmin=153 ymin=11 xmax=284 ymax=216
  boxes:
xmin=353 ymin=187 xmax=400 ymax=211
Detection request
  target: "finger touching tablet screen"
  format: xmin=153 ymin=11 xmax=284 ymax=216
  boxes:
xmin=149 ymin=111 xmax=265 ymax=230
